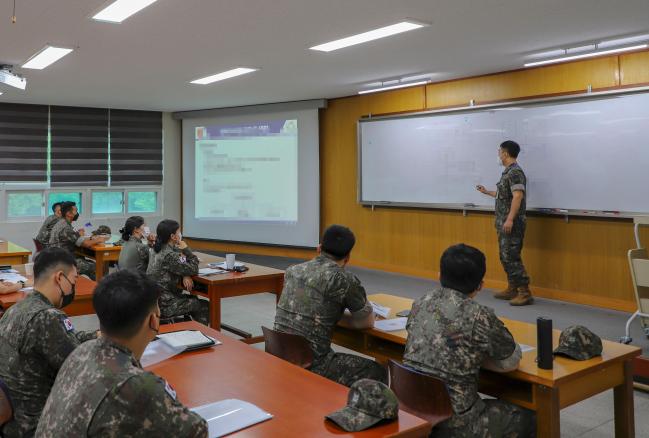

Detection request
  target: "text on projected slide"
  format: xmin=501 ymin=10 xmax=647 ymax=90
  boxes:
xmin=195 ymin=120 xmax=298 ymax=222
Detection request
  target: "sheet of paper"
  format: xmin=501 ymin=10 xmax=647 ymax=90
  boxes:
xmin=141 ymin=339 xmax=186 ymax=367
xmin=208 ymin=261 xmax=246 ymax=270
xmin=191 ymin=399 xmax=273 ymax=438
xmin=0 ymin=269 xmax=19 ymax=274
xmin=20 ymin=287 xmax=34 ymax=292
xmin=519 ymin=343 xmax=535 ymax=353
xmin=370 ymin=301 xmax=391 ymax=318
xmin=199 ymin=267 xmax=227 ymax=275
xmin=158 ymin=330 xmax=220 ymax=349
xmin=374 ymin=317 xmax=408 ymax=332
xmin=0 ymin=273 xmax=28 ymax=283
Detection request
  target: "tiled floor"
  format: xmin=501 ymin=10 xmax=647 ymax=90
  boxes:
xmin=72 ymin=257 xmax=649 ymax=437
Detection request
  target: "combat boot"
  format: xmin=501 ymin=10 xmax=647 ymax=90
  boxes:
xmin=493 ymin=284 xmax=517 ymax=300
xmin=510 ymin=285 xmax=534 ymax=306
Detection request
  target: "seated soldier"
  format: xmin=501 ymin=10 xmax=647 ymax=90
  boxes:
xmin=35 ymin=270 xmax=207 ymax=437
xmin=404 ymin=244 xmax=535 ymax=437
xmin=34 ymin=202 xmax=62 ymax=249
xmin=48 ymin=201 xmax=108 ymax=280
xmin=274 ymin=224 xmax=387 ymax=387
xmin=0 ymin=248 xmax=97 ymax=438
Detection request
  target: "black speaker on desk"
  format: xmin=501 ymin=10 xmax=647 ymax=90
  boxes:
xmin=537 ymin=317 xmax=553 ymax=370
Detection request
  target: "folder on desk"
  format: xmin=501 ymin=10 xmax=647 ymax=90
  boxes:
xmin=157 ymin=330 xmax=219 ymax=352
xmin=191 ymin=399 xmax=273 ymax=438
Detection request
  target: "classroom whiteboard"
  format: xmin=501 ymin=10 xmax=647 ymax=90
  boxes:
xmin=359 ymin=90 xmax=649 ymax=215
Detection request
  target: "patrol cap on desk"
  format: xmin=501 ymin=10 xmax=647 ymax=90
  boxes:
xmin=325 ymin=379 xmax=399 ymax=432
xmin=553 ymin=325 xmax=603 ymax=360
xmin=91 ymin=225 xmax=112 ymax=236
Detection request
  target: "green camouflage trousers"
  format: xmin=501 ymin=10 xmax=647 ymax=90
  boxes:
xmin=497 ymin=223 xmax=529 ymax=287
xmin=160 ymin=292 xmax=209 ymax=326
xmin=76 ymin=257 xmax=96 ymax=281
xmin=311 ymin=351 xmax=388 ymax=387
xmin=432 ymin=399 xmax=536 ymax=438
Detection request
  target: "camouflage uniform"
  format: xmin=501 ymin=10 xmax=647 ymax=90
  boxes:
xmin=146 ymin=244 xmax=209 ymax=325
xmin=326 ymin=379 xmax=399 ymax=432
xmin=118 ymin=236 xmax=151 ymax=274
xmin=274 ymin=255 xmax=387 ymax=387
xmin=404 ymin=287 xmax=536 ymax=437
xmin=0 ymin=291 xmax=96 ymax=438
xmin=34 ymin=215 xmax=61 ymax=248
xmin=495 ymin=163 xmax=530 ymax=287
xmin=48 ymin=219 xmax=96 ymax=280
xmin=35 ymin=338 xmax=208 ymax=437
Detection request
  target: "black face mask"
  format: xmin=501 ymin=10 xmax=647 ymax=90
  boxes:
xmin=72 ymin=213 xmax=80 ymax=221
xmin=58 ymin=274 xmax=76 ymax=309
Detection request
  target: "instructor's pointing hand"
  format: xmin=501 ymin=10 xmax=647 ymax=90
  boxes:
xmin=476 ymin=185 xmax=487 ymax=194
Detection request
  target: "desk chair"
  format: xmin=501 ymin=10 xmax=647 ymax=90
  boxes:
xmin=261 ymin=326 xmax=313 ymax=369
xmin=0 ymin=378 xmax=14 ymax=432
xmin=33 ymin=239 xmax=44 ymax=253
xmin=388 ymin=360 xmax=453 ymax=427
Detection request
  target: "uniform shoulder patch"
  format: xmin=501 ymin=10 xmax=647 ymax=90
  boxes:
xmin=61 ymin=317 xmax=75 ymax=332
xmin=164 ymin=379 xmax=177 ymax=400
xmin=179 ymin=254 xmax=187 ymax=264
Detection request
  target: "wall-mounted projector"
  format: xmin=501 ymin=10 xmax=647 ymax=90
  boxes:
xmin=0 ymin=66 xmax=27 ymax=90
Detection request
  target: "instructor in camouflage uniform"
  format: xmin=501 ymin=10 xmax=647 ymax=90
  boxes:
xmin=35 ymin=270 xmax=208 ymax=437
xmin=34 ymin=202 xmax=62 ymax=249
xmin=0 ymin=248 xmax=97 ymax=438
xmin=274 ymin=225 xmax=387 ymax=387
xmin=147 ymin=219 xmax=209 ymax=325
xmin=477 ymin=140 xmax=532 ymax=306
xmin=48 ymin=201 xmax=108 ymax=280
xmin=404 ymin=244 xmax=535 ymax=437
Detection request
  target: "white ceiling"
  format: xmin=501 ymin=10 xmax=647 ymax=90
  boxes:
xmin=1 ymin=0 xmax=648 ymax=112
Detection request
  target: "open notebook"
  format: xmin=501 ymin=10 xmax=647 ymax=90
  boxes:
xmin=191 ymin=399 xmax=273 ymax=438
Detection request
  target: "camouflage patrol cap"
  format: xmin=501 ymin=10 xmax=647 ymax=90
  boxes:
xmin=325 ymin=379 xmax=399 ymax=432
xmin=92 ymin=225 xmax=112 ymax=236
xmin=553 ymin=325 xmax=603 ymax=361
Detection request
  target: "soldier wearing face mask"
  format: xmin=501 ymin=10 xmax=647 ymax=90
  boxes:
xmin=476 ymin=140 xmax=532 ymax=306
xmin=0 ymin=248 xmax=98 ymax=438
xmin=117 ymin=216 xmax=156 ymax=274
xmin=48 ymin=201 xmax=108 ymax=280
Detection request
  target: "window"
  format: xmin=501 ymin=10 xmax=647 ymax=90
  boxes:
xmin=127 ymin=191 xmax=157 ymax=213
xmin=48 ymin=192 xmax=82 ymax=213
xmin=92 ymin=191 xmax=124 ymax=215
xmin=7 ymin=192 xmax=44 ymax=218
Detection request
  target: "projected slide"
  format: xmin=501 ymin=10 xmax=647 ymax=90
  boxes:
xmin=194 ymin=119 xmax=298 ymax=222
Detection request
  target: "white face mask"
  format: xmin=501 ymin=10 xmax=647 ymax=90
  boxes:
xmin=143 ymin=226 xmax=151 ymax=237
xmin=177 ymin=232 xmax=182 ymax=242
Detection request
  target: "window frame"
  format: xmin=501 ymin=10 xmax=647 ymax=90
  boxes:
xmin=90 ymin=189 xmax=126 ymax=218
xmin=125 ymin=188 xmax=161 ymax=216
xmin=5 ymin=190 xmax=45 ymax=221
xmin=47 ymin=190 xmax=84 ymax=215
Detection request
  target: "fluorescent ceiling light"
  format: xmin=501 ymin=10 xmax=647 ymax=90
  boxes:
xmin=565 ymin=44 xmax=596 ymax=54
xmin=92 ymin=0 xmax=159 ymax=23
xmin=358 ymin=80 xmax=428 ymax=95
xmin=524 ymin=44 xmax=647 ymax=67
xmin=310 ymin=21 xmax=427 ymax=52
xmin=190 ymin=68 xmax=258 ymax=85
xmin=0 ymin=69 xmax=26 ymax=90
xmin=22 ymin=46 xmax=74 ymax=70
xmin=599 ymin=33 xmax=649 ymax=49
xmin=0 ymin=91 xmax=3 ymax=96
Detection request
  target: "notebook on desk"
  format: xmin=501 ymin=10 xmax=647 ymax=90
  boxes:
xmin=191 ymin=399 xmax=273 ymax=438
xmin=157 ymin=330 xmax=219 ymax=352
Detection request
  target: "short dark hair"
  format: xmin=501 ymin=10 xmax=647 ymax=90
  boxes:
xmin=34 ymin=247 xmax=77 ymax=281
xmin=439 ymin=244 xmax=486 ymax=295
xmin=93 ymin=270 xmax=161 ymax=338
xmin=60 ymin=201 xmax=77 ymax=217
xmin=321 ymin=225 xmax=356 ymax=260
xmin=154 ymin=219 xmax=180 ymax=253
xmin=120 ymin=216 xmax=145 ymax=241
xmin=52 ymin=202 xmax=62 ymax=213
xmin=500 ymin=140 xmax=520 ymax=158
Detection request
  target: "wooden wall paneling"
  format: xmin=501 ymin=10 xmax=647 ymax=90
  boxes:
xmin=619 ymin=51 xmax=649 ymax=85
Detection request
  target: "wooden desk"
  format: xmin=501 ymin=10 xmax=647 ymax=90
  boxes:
xmin=0 ymin=264 xmax=96 ymax=317
xmin=192 ymin=252 xmax=284 ymax=340
xmin=75 ymin=240 xmax=121 ymax=281
xmin=0 ymin=239 xmax=31 ymax=265
xmin=332 ymin=294 xmax=642 ymax=438
xmin=149 ymin=321 xmax=431 ymax=437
